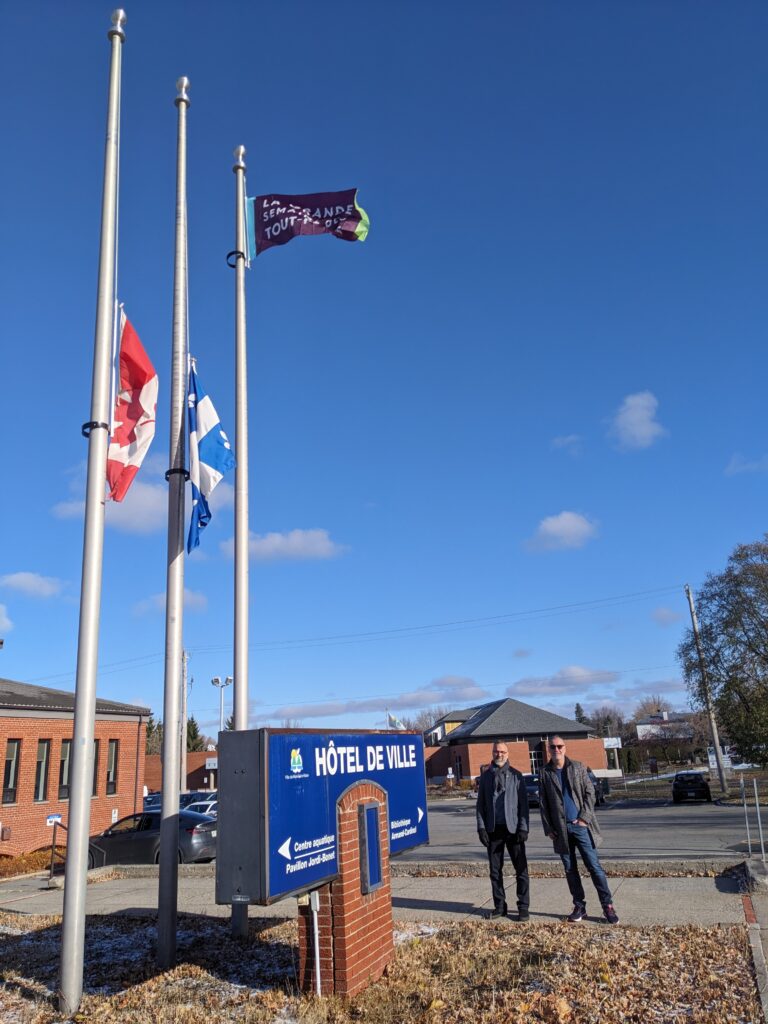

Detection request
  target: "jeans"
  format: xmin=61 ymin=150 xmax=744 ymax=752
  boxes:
xmin=560 ymin=822 xmax=612 ymax=907
xmin=487 ymin=827 xmax=529 ymax=912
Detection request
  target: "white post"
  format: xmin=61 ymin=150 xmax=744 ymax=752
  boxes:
xmin=157 ymin=75 xmax=190 ymax=970
xmin=59 ymin=11 xmax=125 ymax=1016
xmin=232 ymin=145 xmax=250 ymax=938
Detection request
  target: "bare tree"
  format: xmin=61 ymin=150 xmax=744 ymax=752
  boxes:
xmin=587 ymin=704 xmax=624 ymax=738
xmin=631 ymin=695 xmax=674 ymax=721
xmin=400 ymin=706 xmax=453 ymax=734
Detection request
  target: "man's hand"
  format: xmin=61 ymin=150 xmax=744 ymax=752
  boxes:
xmin=478 ymin=829 xmax=490 ymax=848
xmin=515 ymin=829 xmax=528 ymax=844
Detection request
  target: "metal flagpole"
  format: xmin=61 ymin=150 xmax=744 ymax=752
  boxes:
xmin=157 ymin=76 xmax=191 ymax=969
xmin=59 ymin=10 xmax=126 ymax=1015
xmin=232 ymin=145 xmax=250 ymax=937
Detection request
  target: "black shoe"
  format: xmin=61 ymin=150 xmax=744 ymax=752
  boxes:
xmin=516 ymin=909 xmax=530 ymax=922
xmin=602 ymin=903 xmax=619 ymax=924
xmin=488 ymin=907 xmax=507 ymax=919
xmin=566 ymin=903 xmax=587 ymax=923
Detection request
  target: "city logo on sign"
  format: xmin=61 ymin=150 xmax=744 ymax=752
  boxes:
xmin=290 ymin=748 xmax=303 ymax=774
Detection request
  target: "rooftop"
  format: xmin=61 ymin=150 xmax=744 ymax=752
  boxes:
xmin=0 ymin=677 xmax=150 ymax=717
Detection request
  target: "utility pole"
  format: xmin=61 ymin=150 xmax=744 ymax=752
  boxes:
xmin=180 ymin=651 xmax=188 ymax=793
xmin=685 ymin=584 xmax=729 ymax=796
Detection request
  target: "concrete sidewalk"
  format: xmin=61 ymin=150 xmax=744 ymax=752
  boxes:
xmin=0 ymin=862 xmax=750 ymax=927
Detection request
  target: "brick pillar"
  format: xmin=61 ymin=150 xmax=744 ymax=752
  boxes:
xmin=297 ymin=781 xmax=394 ymax=997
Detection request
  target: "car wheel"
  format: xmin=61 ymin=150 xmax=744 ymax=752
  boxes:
xmin=154 ymin=849 xmax=161 ymax=865
xmin=178 ymin=849 xmax=184 ymax=864
xmin=87 ymin=850 xmax=95 ymax=869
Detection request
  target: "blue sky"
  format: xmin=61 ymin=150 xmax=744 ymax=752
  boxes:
xmin=1 ymin=1 xmax=766 ymax=738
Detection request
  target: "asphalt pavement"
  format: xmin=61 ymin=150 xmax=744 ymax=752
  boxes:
xmin=401 ymin=795 xmax=756 ymax=862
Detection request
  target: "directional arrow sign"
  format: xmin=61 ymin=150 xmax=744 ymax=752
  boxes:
xmin=417 ymin=807 xmax=424 ymax=823
xmin=278 ymin=837 xmax=292 ymax=860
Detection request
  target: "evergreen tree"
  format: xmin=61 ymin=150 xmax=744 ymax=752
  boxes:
xmin=574 ymin=702 xmax=588 ymax=724
xmin=145 ymin=714 xmax=163 ymax=754
xmin=186 ymin=715 xmax=205 ymax=752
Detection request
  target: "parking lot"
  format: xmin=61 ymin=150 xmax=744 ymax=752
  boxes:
xmin=398 ymin=795 xmax=756 ymax=863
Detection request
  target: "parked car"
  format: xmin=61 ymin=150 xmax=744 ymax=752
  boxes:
xmin=186 ymin=799 xmax=218 ymax=818
xmin=522 ymin=774 xmax=540 ymax=807
xmin=587 ymin=769 xmax=609 ymax=806
xmin=671 ymin=771 xmax=712 ymax=804
xmin=88 ymin=810 xmax=217 ymax=867
xmin=179 ymin=790 xmax=216 ymax=809
xmin=143 ymin=792 xmax=161 ymax=810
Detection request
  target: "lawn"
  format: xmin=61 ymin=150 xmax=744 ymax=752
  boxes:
xmin=0 ymin=911 xmax=761 ymax=1023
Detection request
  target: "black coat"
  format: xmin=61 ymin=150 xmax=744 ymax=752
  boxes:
xmin=476 ymin=762 xmax=529 ymax=834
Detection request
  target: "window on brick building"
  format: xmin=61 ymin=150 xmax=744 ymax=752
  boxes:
xmin=34 ymin=740 xmax=51 ymax=802
xmin=92 ymin=738 xmax=100 ymax=797
xmin=106 ymin=739 xmax=119 ymax=795
xmin=59 ymin=739 xmax=72 ymax=800
xmin=3 ymin=739 xmax=21 ymax=804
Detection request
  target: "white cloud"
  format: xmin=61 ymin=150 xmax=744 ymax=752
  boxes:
xmin=220 ymin=528 xmax=348 ymax=562
xmin=270 ymin=674 xmax=491 ymax=722
xmin=133 ymin=588 xmax=208 ymax=616
xmin=550 ymin=434 xmax=582 ymax=456
xmin=52 ymin=498 xmax=85 ymax=520
xmin=51 ymin=462 xmax=168 ymax=535
xmin=651 ymin=606 xmax=683 ymax=627
xmin=0 ymin=572 xmax=65 ymax=598
xmin=608 ymin=391 xmax=667 ymax=450
xmin=507 ymin=665 xmax=620 ymax=698
xmin=106 ymin=481 xmax=167 ymax=534
xmin=527 ymin=511 xmax=598 ymax=551
xmin=0 ymin=604 xmax=13 ymax=632
xmin=725 ymin=453 xmax=768 ymax=476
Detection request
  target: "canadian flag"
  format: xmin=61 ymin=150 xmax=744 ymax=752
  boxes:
xmin=106 ymin=311 xmax=158 ymax=502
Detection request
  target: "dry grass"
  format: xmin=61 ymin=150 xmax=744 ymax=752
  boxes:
xmin=0 ymin=849 xmax=60 ymax=880
xmin=0 ymin=911 xmax=761 ymax=1023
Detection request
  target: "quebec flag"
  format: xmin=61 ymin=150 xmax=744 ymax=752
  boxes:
xmin=187 ymin=359 xmax=236 ymax=553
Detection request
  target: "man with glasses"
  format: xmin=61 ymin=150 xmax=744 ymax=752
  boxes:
xmin=476 ymin=740 xmax=530 ymax=921
xmin=540 ymin=735 xmax=619 ymax=924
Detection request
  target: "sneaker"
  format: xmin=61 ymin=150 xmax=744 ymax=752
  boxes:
xmin=516 ymin=909 xmax=530 ymax=922
xmin=488 ymin=907 xmax=507 ymax=919
xmin=603 ymin=903 xmax=619 ymax=925
xmin=566 ymin=903 xmax=587 ymax=923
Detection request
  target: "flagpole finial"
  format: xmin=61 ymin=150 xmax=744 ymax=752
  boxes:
xmin=108 ymin=9 xmax=126 ymax=40
xmin=175 ymin=77 xmax=191 ymax=108
xmin=233 ymin=146 xmax=246 ymax=173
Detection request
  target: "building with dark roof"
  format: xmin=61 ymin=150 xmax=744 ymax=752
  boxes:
xmin=424 ymin=697 xmax=608 ymax=783
xmin=1 ymin=677 xmax=149 ymax=858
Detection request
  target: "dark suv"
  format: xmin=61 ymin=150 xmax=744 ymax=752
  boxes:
xmin=523 ymin=774 xmax=540 ymax=807
xmin=671 ymin=771 xmax=712 ymax=804
xmin=587 ymin=769 xmax=609 ymax=806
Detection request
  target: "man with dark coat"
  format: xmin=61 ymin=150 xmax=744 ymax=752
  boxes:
xmin=539 ymin=735 xmax=619 ymax=924
xmin=476 ymin=739 xmax=530 ymax=920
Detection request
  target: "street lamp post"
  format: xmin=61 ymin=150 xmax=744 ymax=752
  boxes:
xmin=212 ymin=675 xmax=233 ymax=734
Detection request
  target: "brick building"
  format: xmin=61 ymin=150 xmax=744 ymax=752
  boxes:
xmin=144 ymin=751 xmax=218 ymax=794
xmin=0 ymin=677 xmax=149 ymax=858
xmin=424 ymin=697 xmax=608 ymax=783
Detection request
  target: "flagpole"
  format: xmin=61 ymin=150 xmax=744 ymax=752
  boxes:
xmin=157 ymin=75 xmax=190 ymax=969
xmin=59 ymin=10 xmax=126 ymax=1015
xmin=231 ymin=144 xmax=250 ymax=938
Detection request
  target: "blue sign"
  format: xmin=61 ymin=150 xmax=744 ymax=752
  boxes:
xmin=267 ymin=732 xmax=428 ymax=900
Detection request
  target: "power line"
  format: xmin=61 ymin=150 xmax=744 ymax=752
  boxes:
xmin=24 ymin=583 xmax=683 ymax=686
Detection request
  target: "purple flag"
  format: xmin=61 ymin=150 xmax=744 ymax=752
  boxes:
xmin=247 ymin=189 xmax=369 ymax=256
